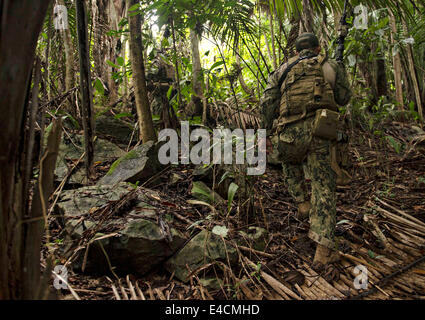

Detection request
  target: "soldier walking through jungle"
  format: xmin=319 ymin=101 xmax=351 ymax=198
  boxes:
xmin=260 ymin=33 xmax=352 ymax=268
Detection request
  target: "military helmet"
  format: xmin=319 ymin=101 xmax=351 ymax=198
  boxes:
xmin=295 ymin=33 xmax=319 ymax=52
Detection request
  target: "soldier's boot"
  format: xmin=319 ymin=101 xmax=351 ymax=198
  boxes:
xmin=297 ymin=201 xmax=311 ymax=220
xmin=313 ymin=244 xmax=340 ymax=265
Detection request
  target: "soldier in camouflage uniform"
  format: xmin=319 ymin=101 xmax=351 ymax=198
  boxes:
xmin=260 ymin=33 xmax=352 ymax=266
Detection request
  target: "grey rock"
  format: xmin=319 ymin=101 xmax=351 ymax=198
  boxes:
xmin=238 ymin=227 xmax=268 ymax=252
xmin=55 ymin=134 xmax=125 ymax=185
xmin=98 ymin=141 xmax=162 ymax=186
xmin=165 ymin=229 xmax=238 ymax=282
xmin=56 ymin=182 xmax=132 ymax=218
xmin=58 ymin=184 xmax=186 ymax=276
xmin=95 ymin=115 xmax=136 ymax=146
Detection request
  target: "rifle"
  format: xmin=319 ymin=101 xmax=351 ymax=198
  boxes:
xmin=335 ymin=0 xmax=349 ymax=62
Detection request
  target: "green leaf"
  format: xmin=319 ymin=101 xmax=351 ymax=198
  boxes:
xmin=386 ymin=136 xmax=402 ymax=154
xmin=191 ymin=182 xmax=214 ymax=204
xmin=128 ymin=3 xmax=140 ymax=11
xmin=106 ymin=60 xmax=120 ymax=69
xmin=117 ymin=56 xmax=125 ymax=66
xmin=336 ymin=219 xmax=351 ymax=225
xmin=212 ymin=225 xmax=229 ymax=238
xmin=94 ymin=78 xmax=104 ymax=96
xmin=227 ymin=182 xmax=239 ymax=213
xmin=114 ymin=112 xmax=133 ymax=119
xmin=186 ymin=199 xmax=215 ymax=211
xmin=209 ymin=60 xmax=224 ymax=72
xmin=167 ymin=86 xmax=173 ymax=100
xmin=218 ymin=171 xmax=231 ymax=186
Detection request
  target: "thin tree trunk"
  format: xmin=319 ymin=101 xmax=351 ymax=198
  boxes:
xmin=45 ymin=3 xmax=53 ymax=101
xmin=263 ymin=30 xmax=274 ymax=68
xmin=190 ymin=29 xmax=203 ymax=97
xmin=301 ymin=0 xmax=314 ymax=33
xmin=58 ymin=0 xmax=74 ymax=96
xmin=402 ymin=18 xmax=423 ymax=121
xmin=122 ymin=37 xmax=128 ymax=104
xmin=170 ymin=17 xmax=182 ymax=109
xmin=127 ymin=0 xmax=156 ymax=142
xmin=190 ymin=28 xmax=203 ymax=116
xmin=269 ymin=11 xmax=277 ymax=69
xmin=107 ymin=0 xmax=120 ymax=102
xmin=76 ymin=0 xmax=95 ymax=179
xmin=375 ymin=55 xmax=388 ymax=97
xmin=235 ymin=44 xmax=254 ymax=96
xmin=389 ymin=12 xmax=404 ymax=109
xmin=0 ymin=0 xmax=51 ymax=299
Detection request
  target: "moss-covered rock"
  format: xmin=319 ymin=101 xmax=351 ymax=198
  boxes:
xmin=95 ymin=115 xmax=135 ymax=146
xmin=54 ymin=134 xmax=125 ymax=185
xmin=56 ymin=182 xmax=132 ymax=218
xmin=237 ymin=227 xmax=268 ymax=252
xmin=165 ymin=229 xmax=238 ymax=282
xmin=58 ymin=184 xmax=187 ymax=276
xmin=98 ymin=141 xmax=162 ymax=186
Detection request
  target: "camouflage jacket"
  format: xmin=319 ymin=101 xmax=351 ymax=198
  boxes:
xmin=260 ymin=49 xmax=352 ymax=133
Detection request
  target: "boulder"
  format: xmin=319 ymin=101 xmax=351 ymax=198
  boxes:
xmin=98 ymin=141 xmax=162 ymax=186
xmin=57 ymin=182 xmax=132 ymax=218
xmin=165 ymin=229 xmax=238 ymax=282
xmin=55 ymin=134 xmax=125 ymax=185
xmin=58 ymin=183 xmax=186 ymax=276
xmin=81 ymin=219 xmax=186 ymax=275
xmin=237 ymin=227 xmax=268 ymax=252
xmin=95 ymin=115 xmax=136 ymax=146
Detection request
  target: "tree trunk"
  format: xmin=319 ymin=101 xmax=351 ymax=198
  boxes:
xmin=45 ymin=3 xmax=54 ymax=101
xmin=58 ymin=0 xmax=74 ymax=95
xmin=235 ymin=44 xmax=254 ymax=96
xmin=106 ymin=0 xmax=122 ymax=103
xmin=389 ymin=12 xmax=404 ymax=109
xmin=190 ymin=29 xmax=203 ymax=98
xmin=171 ymin=17 xmax=183 ymax=110
xmin=127 ymin=0 xmax=156 ymax=142
xmin=269 ymin=11 xmax=277 ymax=69
xmin=402 ymin=18 xmax=423 ymax=121
xmin=190 ymin=28 xmax=203 ymax=116
xmin=76 ymin=0 xmax=95 ymax=179
xmin=92 ymin=0 xmax=107 ymax=82
xmin=0 ymin=0 xmax=51 ymax=299
xmin=301 ymin=0 xmax=314 ymax=33
xmin=374 ymin=56 xmax=388 ymax=97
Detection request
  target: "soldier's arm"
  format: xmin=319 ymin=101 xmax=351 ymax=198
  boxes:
xmin=328 ymin=60 xmax=352 ymax=106
xmin=259 ymin=64 xmax=287 ymax=130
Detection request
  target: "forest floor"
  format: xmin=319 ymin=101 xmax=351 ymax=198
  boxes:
xmin=50 ymin=119 xmax=425 ymax=300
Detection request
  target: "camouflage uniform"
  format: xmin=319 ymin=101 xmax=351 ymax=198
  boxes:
xmin=261 ymin=48 xmax=352 ymax=249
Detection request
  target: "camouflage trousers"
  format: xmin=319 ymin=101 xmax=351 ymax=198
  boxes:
xmin=272 ymin=117 xmax=337 ymax=249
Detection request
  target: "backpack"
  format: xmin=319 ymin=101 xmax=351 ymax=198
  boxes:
xmin=278 ymin=53 xmax=338 ymax=124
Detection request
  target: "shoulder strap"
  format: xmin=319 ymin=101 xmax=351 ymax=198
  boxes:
xmin=277 ymin=53 xmax=318 ymax=88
